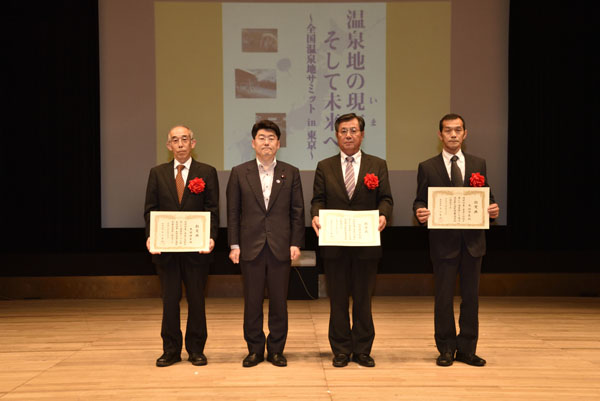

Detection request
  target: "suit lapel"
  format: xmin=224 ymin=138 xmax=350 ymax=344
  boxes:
xmin=180 ymin=160 xmax=200 ymax=208
xmin=329 ymin=154 xmax=348 ymax=200
xmin=246 ymin=161 xmax=267 ymax=212
xmin=162 ymin=161 xmax=181 ymax=208
xmin=433 ymin=153 xmax=452 ymax=186
xmin=352 ymin=153 xmax=370 ymax=200
xmin=267 ymin=163 xmax=285 ymax=212
xmin=462 ymin=153 xmax=474 ymax=187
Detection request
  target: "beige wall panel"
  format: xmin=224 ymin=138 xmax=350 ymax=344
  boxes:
xmin=155 ymin=2 xmax=224 ymax=169
xmin=387 ymin=1 xmax=450 ymax=170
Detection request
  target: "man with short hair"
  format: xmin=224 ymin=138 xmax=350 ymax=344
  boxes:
xmin=227 ymin=120 xmax=305 ymax=367
xmin=311 ymin=113 xmax=393 ymax=368
xmin=413 ymin=113 xmax=499 ymax=367
xmin=144 ymin=125 xmax=219 ymax=367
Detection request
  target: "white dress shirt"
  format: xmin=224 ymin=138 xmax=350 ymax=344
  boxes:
xmin=441 ymin=149 xmax=465 ymax=182
xmin=173 ymin=157 xmax=192 ymax=182
xmin=257 ymin=157 xmax=276 ymax=209
xmin=340 ymin=150 xmax=362 ymax=187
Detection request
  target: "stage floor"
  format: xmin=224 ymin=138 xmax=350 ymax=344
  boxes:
xmin=1 ymin=297 xmax=599 ymax=400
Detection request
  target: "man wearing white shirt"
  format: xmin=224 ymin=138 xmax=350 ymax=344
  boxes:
xmin=413 ymin=114 xmax=499 ymax=367
xmin=226 ymin=120 xmax=305 ymax=367
xmin=144 ymin=125 xmax=219 ymax=367
xmin=311 ymin=113 xmax=393 ymax=368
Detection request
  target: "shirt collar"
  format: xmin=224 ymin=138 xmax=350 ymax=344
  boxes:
xmin=340 ymin=149 xmax=362 ymax=163
xmin=256 ymin=157 xmax=277 ymax=171
xmin=174 ymin=157 xmax=192 ymax=170
xmin=442 ymin=149 xmax=464 ymax=164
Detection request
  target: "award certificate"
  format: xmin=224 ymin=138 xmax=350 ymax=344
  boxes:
xmin=427 ymin=187 xmax=489 ymax=229
xmin=149 ymin=211 xmax=211 ymax=252
xmin=318 ymin=209 xmax=380 ymax=246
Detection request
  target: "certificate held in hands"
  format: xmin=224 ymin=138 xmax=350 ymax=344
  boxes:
xmin=149 ymin=211 xmax=211 ymax=252
xmin=427 ymin=187 xmax=489 ymax=229
xmin=318 ymin=209 xmax=380 ymax=246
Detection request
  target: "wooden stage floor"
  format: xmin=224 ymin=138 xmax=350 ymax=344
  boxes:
xmin=1 ymin=297 xmax=599 ymax=400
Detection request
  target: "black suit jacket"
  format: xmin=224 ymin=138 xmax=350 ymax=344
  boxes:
xmin=413 ymin=152 xmax=495 ymax=259
xmin=226 ymin=160 xmax=305 ymax=262
xmin=311 ymin=152 xmax=393 ymax=259
xmin=144 ymin=159 xmax=219 ymax=266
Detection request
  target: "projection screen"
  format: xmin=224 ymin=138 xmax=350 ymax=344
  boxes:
xmin=99 ymin=0 xmax=508 ymax=228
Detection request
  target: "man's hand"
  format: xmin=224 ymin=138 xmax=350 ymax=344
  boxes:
xmin=378 ymin=215 xmax=387 ymax=232
xmin=415 ymin=207 xmax=430 ymax=224
xmin=488 ymin=203 xmax=499 ymax=219
xmin=311 ymin=216 xmax=321 ymax=237
xmin=290 ymin=246 xmax=301 ymax=261
xmin=146 ymin=237 xmax=161 ymax=255
xmin=199 ymin=238 xmax=215 ymax=254
xmin=229 ymin=248 xmax=240 ymax=264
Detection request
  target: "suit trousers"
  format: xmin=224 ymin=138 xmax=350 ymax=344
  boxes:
xmin=156 ymin=256 xmax=209 ymax=355
xmin=324 ymin=252 xmax=378 ymax=356
xmin=432 ymin=240 xmax=482 ymax=355
xmin=241 ymin=245 xmax=291 ymax=354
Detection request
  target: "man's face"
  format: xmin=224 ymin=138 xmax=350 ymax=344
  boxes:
xmin=438 ymin=118 xmax=467 ymax=154
xmin=252 ymin=128 xmax=280 ymax=161
xmin=336 ymin=118 xmax=364 ymax=156
xmin=166 ymin=126 xmax=196 ymax=164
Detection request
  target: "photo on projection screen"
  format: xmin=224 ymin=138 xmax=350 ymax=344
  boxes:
xmin=222 ymin=3 xmax=386 ymax=169
xmin=99 ymin=0 xmax=508 ymax=229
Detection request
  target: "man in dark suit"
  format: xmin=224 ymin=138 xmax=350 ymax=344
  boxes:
xmin=413 ymin=113 xmax=499 ymax=367
xmin=144 ymin=125 xmax=219 ymax=367
xmin=311 ymin=113 xmax=393 ymax=368
xmin=226 ymin=120 xmax=305 ymax=367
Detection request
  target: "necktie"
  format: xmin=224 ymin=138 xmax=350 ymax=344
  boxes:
xmin=450 ymin=155 xmax=462 ymax=187
xmin=344 ymin=156 xmax=355 ymax=198
xmin=176 ymin=164 xmax=185 ymax=203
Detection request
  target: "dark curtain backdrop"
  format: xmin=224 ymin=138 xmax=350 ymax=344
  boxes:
xmin=2 ymin=1 xmax=100 ymax=252
xmin=507 ymin=1 xmax=597 ymax=251
xmin=1 ymin=1 xmax=597 ymax=276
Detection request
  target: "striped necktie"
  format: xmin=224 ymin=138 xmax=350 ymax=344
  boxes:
xmin=344 ymin=156 xmax=355 ymax=198
xmin=176 ymin=164 xmax=185 ymax=203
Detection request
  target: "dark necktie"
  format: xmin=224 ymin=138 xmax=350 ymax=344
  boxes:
xmin=344 ymin=156 xmax=355 ymax=198
xmin=176 ymin=164 xmax=185 ymax=203
xmin=450 ymin=155 xmax=462 ymax=187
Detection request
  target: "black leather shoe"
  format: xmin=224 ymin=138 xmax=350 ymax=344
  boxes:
xmin=455 ymin=352 xmax=486 ymax=366
xmin=267 ymin=353 xmax=287 ymax=367
xmin=436 ymin=352 xmax=454 ymax=367
xmin=352 ymin=353 xmax=375 ymax=367
xmin=156 ymin=352 xmax=181 ymax=367
xmin=188 ymin=352 xmax=207 ymax=366
xmin=242 ymin=353 xmax=264 ymax=367
xmin=332 ymin=353 xmax=350 ymax=368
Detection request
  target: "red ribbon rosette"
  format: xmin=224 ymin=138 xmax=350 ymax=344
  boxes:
xmin=363 ymin=173 xmax=379 ymax=190
xmin=188 ymin=177 xmax=206 ymax=194
xmin=469 ymin=173 xmax=485 ymax=187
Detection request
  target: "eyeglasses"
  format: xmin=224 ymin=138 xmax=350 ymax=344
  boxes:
xmin=169 ymin=136 xmax=190 ymax=145
xmin=338 ymin=127 xmax=361 ymax=135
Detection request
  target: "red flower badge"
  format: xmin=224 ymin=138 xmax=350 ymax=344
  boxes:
xmin=188 ymin=177 xmax=206 ymax=194
xmin=363 ymin=173 xmax=379 ymax=190
xmin=470 ymin=173 xmax=485 ymax=187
